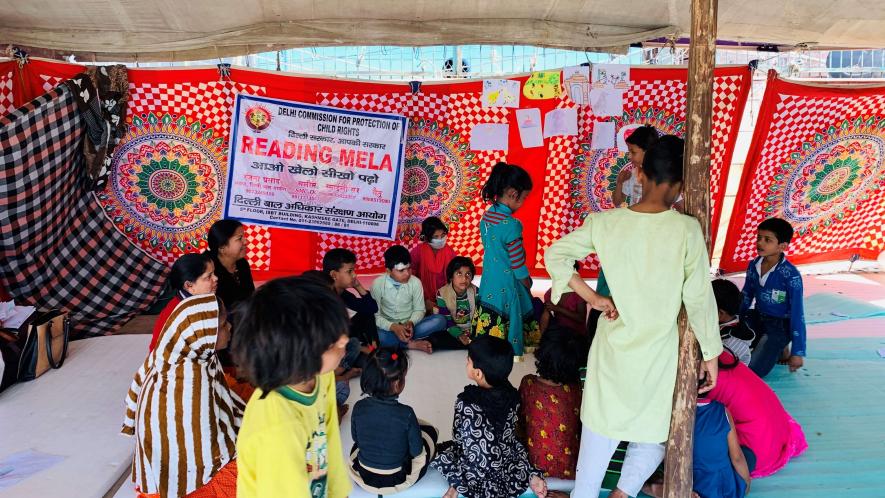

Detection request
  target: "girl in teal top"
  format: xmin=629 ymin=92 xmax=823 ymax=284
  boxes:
xmin=473 ymin=162 xmax=539 ymax=357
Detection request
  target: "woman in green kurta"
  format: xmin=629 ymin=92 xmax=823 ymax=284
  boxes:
xmin=473 ymin=162 xmax=539 ymax=357
xmin=545 ymin=136 xmax=722 ymax=498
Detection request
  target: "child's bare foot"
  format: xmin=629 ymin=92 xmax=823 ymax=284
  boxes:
xmin=443 ymin=486 xmax=458 ymax=498
xmin=337 ymin=403 xmax=349 ymax=423
xmin=529 ymin=475 xmax=547 ymax=497
xmin=407 ymin=339 xmax=433 ymax=354
xmin=608 ymin=488 xmax=629 ymax=498
xmin=641 ymin=483 xmax=664 ymax=498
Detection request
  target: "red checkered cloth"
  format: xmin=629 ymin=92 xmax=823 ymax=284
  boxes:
xmin=535 ymin=66 xmax=751 ymax=274
xmin=720 ymin=71 xmax=885 ymax=272
xmin=0 ymin=84 xmax=168 ymax=337
xmin=0 ymin=67 xmax=14 ymax=117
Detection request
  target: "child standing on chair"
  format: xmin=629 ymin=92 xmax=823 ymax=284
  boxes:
xmin=432 ymin=335 xmax=548 ymax=498
xmin=233 ymin=277 xmax=351 ymax=498
xmin=372 ymin=245 xmax=446 ymax=354
xmin=473 ymin=162 xmax=539 ymax=356
xmin=349 ymin=348 xmax=438 ymax=495
xmin=740 ymin=218 xmax=806 ymax=378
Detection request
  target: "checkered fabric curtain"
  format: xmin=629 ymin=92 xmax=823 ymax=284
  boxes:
xmin=0 ymin=84 xmax=167 ymax=338
xmin=720 ymin=71 xmax=885 ymax=272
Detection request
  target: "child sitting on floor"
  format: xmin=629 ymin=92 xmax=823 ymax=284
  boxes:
xmin=642 ymin=379 xmax=751 ymax=498
xmin=433 ymin=256 xmax=479 ymax=349
xmin=432 ymin=335 xmax=549 ymax=498
xmin=349 ymin=348 xmax=438 ymax=495
xmin=740 ymin=217 xmax=806 ymax=377
xmin=712 ymin=278 xmax=756 ymax=365
xmin=518 ymin=326 xmax=587 ymax=479
xmin=371 ymin=245 xmax=446 ymax=354
xmin=301 ymin=269 xmax=363 ymax=419
xmin=411 ymin=216 xmax=457 ymax=312
xmin=540 ymin=261 xmax=588 ymax=337
xmin=707 ymin=350 xmax=808 ymax=478
xmin=324 ymin=248 xmax=380 ymax=352
xmin=233 ymin=277 xmax=351 ymax=498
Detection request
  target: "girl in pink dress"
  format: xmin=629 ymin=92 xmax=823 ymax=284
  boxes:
xmin=708 ymin=350 xmax=808 ymax=477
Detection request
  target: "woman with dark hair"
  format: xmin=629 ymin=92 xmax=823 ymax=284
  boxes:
xmin=148 ymin=253 xmax=217 ymax=351
xmin=205 ymin=219 xmax=255 ymax=309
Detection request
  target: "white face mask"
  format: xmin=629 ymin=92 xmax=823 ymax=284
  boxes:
xmin=429 ymin=237 xmax=447 ymax=250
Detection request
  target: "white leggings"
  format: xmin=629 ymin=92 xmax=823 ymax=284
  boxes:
xmin=571 ymin=426 xmax=665 ymax=498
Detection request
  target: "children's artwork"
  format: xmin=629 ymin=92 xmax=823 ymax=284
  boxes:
xmin=482 ymin=79 xmax=520 ymax=108
xmin=562 ymin=65 xmax=590 ymax=106
xmin=543 ymin=108 xmax=578 ymax=138
xmin=523 ymin=71 xmax=561 ymax=100
xmin=589 ymin=88 xmax=624 ymax=117
xmin=515 ymin=108 xmax=544 ymax=148
xmin=470 ymin=123 xmax=509 ymax=151
xmin=590 ymin=121 xmax=616 ymax=150
xmin=592 ymin=64 xmax=631 ymax=90
xmin=617 ymin=123 xmax=643 ymax=152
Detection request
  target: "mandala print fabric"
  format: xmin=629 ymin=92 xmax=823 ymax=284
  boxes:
xmin=95 ymin=78 xmax=273 ymax=269
xmin=721 ymin=73 xmax=885 ymax=271
xmin=534 ymin=66 xmax=751 ymax=273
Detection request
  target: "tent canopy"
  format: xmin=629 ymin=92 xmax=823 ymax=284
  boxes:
xmin=1 ymin=0 xmax=883 ymax=62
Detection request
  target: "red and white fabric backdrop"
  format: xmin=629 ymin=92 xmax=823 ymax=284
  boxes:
xmin=535 ymin=66 xmax=752 ymax=274
xmin=720 ymin=71 xmax=885 ymax=272
xmin=2 ymin=59 xmax=750 ymax=280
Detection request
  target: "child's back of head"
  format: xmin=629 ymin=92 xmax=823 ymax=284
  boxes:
xmin=711 ymin=278 xmax=742 ymax=320
xmin=232 ymin=276 xmax=349 ymax=396
xmin=642 ymin=134 xmax=685 ymax=185
xmin=467 ymin=335 xmax=514 ymax=388
xmin=534 ymin=326 xmax=588 ymax=385
xmin=360 ymin=347 xmax=409 ymax=398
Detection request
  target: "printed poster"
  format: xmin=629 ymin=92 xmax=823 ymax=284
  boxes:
xmin=225 ymin=94 xmax=408 ymax=239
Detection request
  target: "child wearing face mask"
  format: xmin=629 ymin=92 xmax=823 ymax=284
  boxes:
xmin=410 ymin=217 xmax=457 ymax=313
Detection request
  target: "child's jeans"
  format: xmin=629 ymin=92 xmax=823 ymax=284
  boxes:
xmin=336 ymin=337 xmax=363 ymax=405
xmin=377 ymin=314 xmax=446 ymax=348
xmin=748 ymin=313 xmax=791 ymax=378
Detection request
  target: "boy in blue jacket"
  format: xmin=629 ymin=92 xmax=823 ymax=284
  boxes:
xmin=740 ymin=218 xmax=806 ymax=378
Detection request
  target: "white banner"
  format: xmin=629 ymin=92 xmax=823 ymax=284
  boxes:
xmin=224 ymin=94 xmax=408 ymax=239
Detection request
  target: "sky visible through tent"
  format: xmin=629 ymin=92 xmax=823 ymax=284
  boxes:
xmin=130 ymin=45 xmax=885 ymax=81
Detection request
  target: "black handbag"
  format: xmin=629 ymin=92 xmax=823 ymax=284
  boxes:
xmin=0 ymin=309 xmax=69 ymax=392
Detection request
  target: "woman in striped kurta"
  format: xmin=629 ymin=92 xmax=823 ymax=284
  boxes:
xmin=122 ymin=294 xmax=245 ymax=498
xmin=473 ymin=162 xmax=539 ymax=357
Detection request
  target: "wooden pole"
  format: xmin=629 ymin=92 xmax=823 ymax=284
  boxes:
xmin=663 ymin=0 xmax=718 ymax=496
